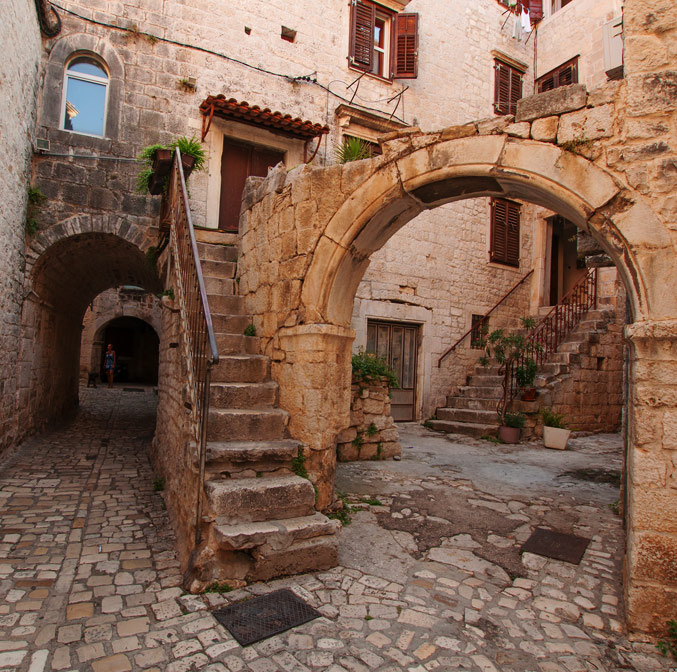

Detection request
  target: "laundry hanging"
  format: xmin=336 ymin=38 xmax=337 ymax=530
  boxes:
xmin=521 ymin=7 xmax=532 ymax=33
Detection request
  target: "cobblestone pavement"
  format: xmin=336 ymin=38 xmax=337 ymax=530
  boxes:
xmin=0 ymin=389 xmax=672 ymax=672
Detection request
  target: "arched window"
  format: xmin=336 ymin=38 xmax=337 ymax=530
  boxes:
xmin=61 ymin=55 xmax=109 ymax=137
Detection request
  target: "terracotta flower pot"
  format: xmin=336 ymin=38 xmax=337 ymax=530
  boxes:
xmin=521 ymin=388 xmax=537 ymax=401
xmin=543 ymin=425 xmax=571 ymax=450
xmin=498 ymin=425 xmax=521 ymax=444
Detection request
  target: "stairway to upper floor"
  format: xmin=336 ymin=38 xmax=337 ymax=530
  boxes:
xmin=194 ymin=241 xmax=339 ymax=584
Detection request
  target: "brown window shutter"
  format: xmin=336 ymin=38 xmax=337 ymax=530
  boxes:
xmin=490 ymin=199 xmax=508 ymax=263
xmin=494 ymin=62 xmax=510 ymax=115
xmin=526 ymin=0 xmax=543 ymax=21
xmin=393 ymin=13 xmax=418 ymax=78
xmin=509 ymin=68 xmax=523 ymax=116
xmin=538 ymin=73 xmax=555 ymax=93
xmin=350 ymin=0 xmax=375 ymax=70
xmin=506 ymin=201 xmax=521 ymax=266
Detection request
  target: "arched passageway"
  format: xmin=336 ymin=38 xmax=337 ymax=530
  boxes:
xmin=18 ymin=229 xmax=162 ymax=438
xmin=238 ymin=131 xmax=677 ymax=634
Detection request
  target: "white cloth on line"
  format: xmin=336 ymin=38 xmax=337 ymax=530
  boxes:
xmin=521 ymin=7 xmax=532 ymax=33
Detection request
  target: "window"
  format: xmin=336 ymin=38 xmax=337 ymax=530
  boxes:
xmin=550 ymin=0 xmax=574 ymax=13
xmin=61 ymin=55 xmax=109 ymax=137
xmin=470 ymin=315 xmax=489 ymax=349
xmin=490 ymin=198 xmax=521 ymax=267
xmin=349 ymin=0 xmax=418 ymax=80
xmin=494 ymin=59 xmax=523 ymax=116
xmin=537 ymin=57 xmax=578 ymax=92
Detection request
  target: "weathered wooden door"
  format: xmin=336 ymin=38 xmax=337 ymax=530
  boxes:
xmin=219 ymin=139 xmax=284 ymax=232
xmin=366 ymin=320 xmax=418 ymax=421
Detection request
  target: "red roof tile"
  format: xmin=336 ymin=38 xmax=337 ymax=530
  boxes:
xmin=200 ymin=95 xmax=330 ymax=140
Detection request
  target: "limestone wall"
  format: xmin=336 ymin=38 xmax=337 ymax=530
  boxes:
xmin=337 ymin=380 xmax=401 ymax=462
xmin=0 ymin=2 xmax=41 ymax=453
xmin=537 ymin=0 xmax=623 ymax=90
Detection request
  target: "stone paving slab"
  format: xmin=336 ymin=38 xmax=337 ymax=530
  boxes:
xmin=0 ymin=388 xmax=672 ymax=671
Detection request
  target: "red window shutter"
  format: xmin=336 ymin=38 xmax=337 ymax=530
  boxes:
xmin=491 ymin=199 xmax=508 ymax=263
xmin=494 ymin=62 xmax=510 ymax=115
xmin=506 ymin=201 xmax=521 ymax=266
xmin=526 ymin=0 xmax=543 ymax=22
xmin=350 ymin=0 xmax=375 ymax=70
xmin=393 ymin=13 xmax=418 ymax=78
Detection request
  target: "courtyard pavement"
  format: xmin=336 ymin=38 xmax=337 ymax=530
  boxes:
xmin=0 ymin=387 xmax=672 ymax=672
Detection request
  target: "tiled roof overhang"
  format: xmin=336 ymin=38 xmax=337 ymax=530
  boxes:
xmin=199 ymin=95 xmax=330 ymax=141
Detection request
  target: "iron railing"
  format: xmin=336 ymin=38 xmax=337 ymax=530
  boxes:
xmin=438 ymin=269 xmax=534 ymax=368
xmin=498 ymin=267 xmax=598 ymax=417
xmin=165 ymin=148 xmax=219 ymax=544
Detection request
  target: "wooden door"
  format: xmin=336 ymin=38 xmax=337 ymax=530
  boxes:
xmin=366 ymin=320 xmax=418 ymax=421
xmin=219 ymin=139 xmax=284 ymax=232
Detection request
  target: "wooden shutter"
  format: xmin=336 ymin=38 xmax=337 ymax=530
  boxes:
xmin=537 ymin=57 xmax=578 ymax=93
xmin=525 ymin=0 xmax=543 ymax=22
xmin=509 ymin=68 xmax=523 ymax=116
xmin=491 ymin=198 xmax=520 ymax=266
xmin=393 ymin=13 xmax=418 ymax=78
xmin=494 ymin=62 xmax=510 ymax=115
xmin=350 ymin=0 xmax=375 ymax=70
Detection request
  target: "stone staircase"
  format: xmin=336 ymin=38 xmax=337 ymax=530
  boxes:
xmin=194 ymin=241 xmax=339 ymax=585
xmin=429 ymin=307 xmax=616 ymax=438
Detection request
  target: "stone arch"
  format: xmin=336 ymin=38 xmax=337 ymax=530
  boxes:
xmin=302 ymin=135 xmax=674 ymax=329
xmin=41 ymin=32 xmax=124 ymax=139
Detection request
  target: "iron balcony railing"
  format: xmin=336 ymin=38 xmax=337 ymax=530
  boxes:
xmin=498 ymin=267 xmax=598 ymax=417
xmin=165 ymin=148 xmax=219 ymax=544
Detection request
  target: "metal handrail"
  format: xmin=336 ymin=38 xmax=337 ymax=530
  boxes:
xmin=165 ymin=147 xmax=219 ymax=546
xmin=498 ymin=267 xmax=598 ymax=418
xmin=437 ymin=269 xmax=534 ymax=367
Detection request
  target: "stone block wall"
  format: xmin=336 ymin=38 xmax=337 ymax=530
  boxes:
xmin=0 ymin=1 xmax=41 ymax=454
xmin=337 ymin=380 xmax=402 ymax=462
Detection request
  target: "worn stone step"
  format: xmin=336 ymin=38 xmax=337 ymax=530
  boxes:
xmin=205 ymin=475 xmax=315 ymax=523
xmin=207 ymin=407 xmax=288 ymax=442
xmin=473 ymin=365 xmax=501 ymax=376
xmin=212 ymin=314 xmax=250 ymax=334
xmin=209 ymin=381 xmax=278 ymax=409
xmin=445 ymin=396 xmax=498 ymax=411
xmin=201 ymin=259 xmax=236 ymax=279
xmin=208 ymin=294 xmax=245 ymax=315
xmin=426 ymin=419 xmax=498 ymax=438
xmin=458 ymin=385 xmax=503 ymax=399
xmin=539 ymin=362 xmax=570 ymax=376
xmin=559 ymin=341 xmax=590 ymax=354
xmin=437 ymin=407 xmax=498 ymax=424
xmin=203 ymin=275 xmax=235 ymax=296
xmin=206 ymin=439 xmax=300 ymax=472
xmin=467 ymin=374 xmax=503 ymax=386
xmin=214 ymin=515 xmax=339 ymax=581
xmin=214 ymin=333 xmax=258 ymax=355
xmin=211 ymin=355 xmax=269 ymax=383
xmin=197 ymin=241 xmax=238 ymax=263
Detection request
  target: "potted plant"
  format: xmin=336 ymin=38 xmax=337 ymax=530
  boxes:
xmin=515 ymin=357 xmax=538 ymax=401
xmin=541 ymin=408 xmax=571 ymax=450
xmin=499 ymin=411 xmax=525 ymax=444
xmin=136 ymin=136 xmax=206 ymax=195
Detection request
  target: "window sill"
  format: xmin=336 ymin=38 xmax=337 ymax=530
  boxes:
xmin=46 ymin=127 xmax=113 ymax=151
xmin=487 ymin=261 xmax=522 ymax=271
xmin=348 ymin=64 xmax=396 ymax=85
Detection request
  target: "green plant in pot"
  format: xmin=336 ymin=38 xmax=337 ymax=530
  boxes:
xmin=137 ymin=136 xmax=206 ymax=195
xmin=498 ymin=411 xmax=525 ymax=444
xmin=515 ymin=357 xmax=538 ymax=401
xmin=541 ymin=408 xmax=571 ymax=450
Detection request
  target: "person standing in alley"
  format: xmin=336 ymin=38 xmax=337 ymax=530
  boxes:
xmin=104 ymin=343 xmax=116 ymax=388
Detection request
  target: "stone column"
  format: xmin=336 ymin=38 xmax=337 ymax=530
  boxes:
xmin=624 ymin=320 xmax=677 ymax=635
xmin=274 ymin=324 xmax=355 ymax=510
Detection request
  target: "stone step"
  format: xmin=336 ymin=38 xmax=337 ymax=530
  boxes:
xmin=458 ymin=385 xmax=503 ymax=399
xmin=203 ymin=275 xmax=235 ymax=296
xmin=206 ymin=439 xmax=300 ymax=473
xmin=426 ymin=419 xmax=498 ymax=438
xmin=473 ymin=365 xmax=501 ymax=376
xmin=214 ymin=333 xmax=258 ymax=355
xmin=436 ymin=407 xmax=498 ymax=424
xmin=209 ymin=381 xmax=278 ymax=409
xmin=538 ymin=362 xmax=570 ymax=376
xmin=201 ymin=259 xmax=236 ymax=279
xmin=212 ymin=314 xmax=250 ymax=334
xmin=445 ymin=396 xmax=498 ymax=411
xmin=208 ymin=294 xmax=245 ymax=315
xmin=205 ymin=475 xmax=316 ymax=523
xmin=207 ymin=408 xmax=288 ymax=442
xmin=468 ymin=374 xmax=503 ymax=386
xmin=211 ymin=355 xmax=269 ymax=383
xmin=197 ymin=241 xmax=238 ymax=263
xmin=558 ymin=341 xmax=590 ymax=354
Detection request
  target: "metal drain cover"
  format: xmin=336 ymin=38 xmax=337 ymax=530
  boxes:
xmin=213 ymin=588 xmax=321 ymax=646
xmin=521 ymin=527 xmax=591 ymax=565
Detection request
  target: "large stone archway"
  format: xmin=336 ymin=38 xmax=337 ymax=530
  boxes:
xmin=15 ymin=219 xmax=162 ymax=442
xmin=238 ymin=123 xmax=676 ymax=633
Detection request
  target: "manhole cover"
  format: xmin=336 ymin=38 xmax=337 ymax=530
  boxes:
xmin=521 ymin=527 xmax=591 ymax=565
xmin=212 ymin=588 xmax=321 ymax=646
